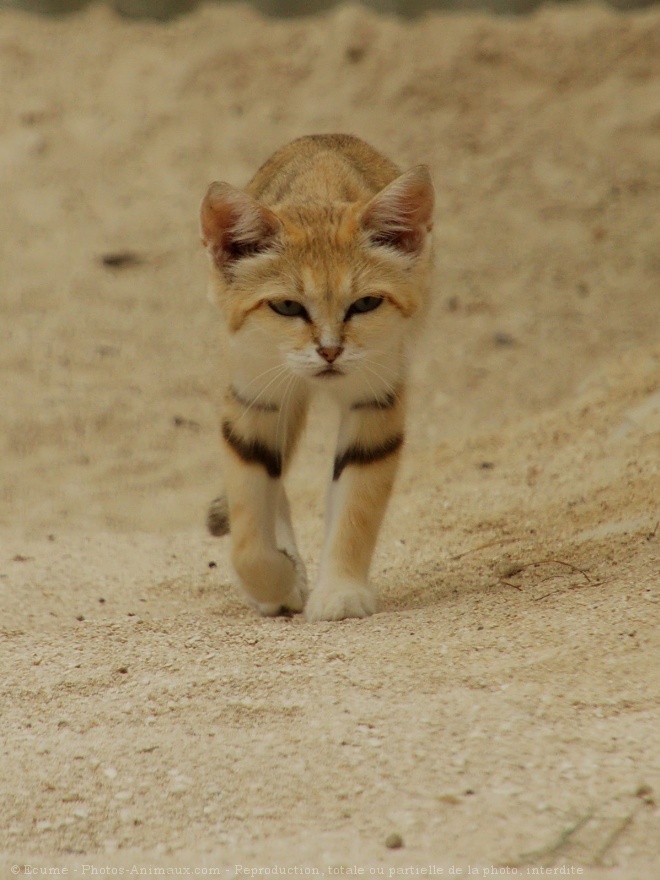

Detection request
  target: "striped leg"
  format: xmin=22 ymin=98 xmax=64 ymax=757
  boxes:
xmin=221 ymin=386 xmax=308 ymax=615
xmin=305 ymin=391 xmax=405 ymax=622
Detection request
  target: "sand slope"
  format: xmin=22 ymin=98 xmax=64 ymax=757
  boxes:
xmin=0 ymin=2 xmax=658 ymax=875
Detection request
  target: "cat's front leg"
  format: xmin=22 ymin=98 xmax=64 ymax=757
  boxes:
xmin=221 ymin=388 xmax=308 ymax=615
xmin=275 ymin=482 xmax=309 ymax=607
xmin=305 ymin=392 xmax=405 ymax=622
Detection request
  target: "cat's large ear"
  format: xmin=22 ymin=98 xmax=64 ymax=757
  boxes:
xmin=200 ymin=182 xmax=281 ymax=269
xmin=360 ymin=165 xmax=434 ymax=257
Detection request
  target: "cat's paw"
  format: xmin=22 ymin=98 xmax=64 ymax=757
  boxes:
xmin=252 ymin=589 xmax=304 ymax=617
xmin=242 ymin=548 xmax=308 ymax=617
xmin=233 ymin=546 xmax=306 ymax=616
xmin=304 ymin=581 xmax=377 ymax=622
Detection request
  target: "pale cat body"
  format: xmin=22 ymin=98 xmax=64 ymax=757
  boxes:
xmin=200 ymin=134 xmax=434 ymax=621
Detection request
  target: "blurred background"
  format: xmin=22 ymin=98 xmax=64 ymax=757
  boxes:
xmin=1 ymin=0 xmax=657 ymax=17
xmin=1 ymin=0 xmax=658 ymax=535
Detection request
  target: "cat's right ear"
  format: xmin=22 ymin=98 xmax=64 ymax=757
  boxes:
xmin=200 ymin=182 xmax=281 ymax=270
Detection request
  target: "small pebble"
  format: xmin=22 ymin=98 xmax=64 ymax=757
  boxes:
xmin=345 ymin=45 xmax=366 ymax=63
xmin=437 ymin=793 xmax=461 ymax=805
xmin=100 ymin=251 xmax=142 ymax=269
xmin=385 ymin=831 xmax=404 ymax=849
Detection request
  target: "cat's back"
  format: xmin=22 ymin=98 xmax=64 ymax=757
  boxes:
xmin=246 ymin=134 xmax=401 ymax=207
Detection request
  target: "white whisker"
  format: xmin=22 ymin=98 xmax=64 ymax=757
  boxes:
xmin=276 ymin=372 xmax=300 ymax=454
xmin=238 ymin=361 xmax=289 ymax=395
xmin=359 ymin=359 xmax=402 ymax=400
xmin=233 ymin=363 xmax=290 ymax=427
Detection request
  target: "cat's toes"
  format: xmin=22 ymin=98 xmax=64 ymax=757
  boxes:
xmin=250 ymin=573 xmax=306 ymax=617
xmin=234 ymin=547 xmax=307 ymax=617
xmin=251 ymin=558 xmax=307 ymax=617
xmin=304 ymin=583 xmax=377 ymax=622
xmin=253 ymin=587 xmax=305 ymax=617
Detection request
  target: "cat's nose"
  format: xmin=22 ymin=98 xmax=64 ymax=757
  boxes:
xmin=317 ymin=345 xmax=343 ymax=364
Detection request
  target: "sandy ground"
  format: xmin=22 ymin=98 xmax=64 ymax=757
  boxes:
xmin=1 ymin=1 xmax=659 ymax=876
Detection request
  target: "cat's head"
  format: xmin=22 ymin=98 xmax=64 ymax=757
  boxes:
xmin=200 ymin=166 xmax=434 ymax=392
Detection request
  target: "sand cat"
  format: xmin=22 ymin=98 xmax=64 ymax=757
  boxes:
xmin=200 ymin=134 xmax=434 ymax=621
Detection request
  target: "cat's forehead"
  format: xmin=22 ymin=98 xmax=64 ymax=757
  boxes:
xmin=274 ymin=202 xmax=392 ymax=306
xmin=279 ymin=202 xmax=362 ymax=261
xmin=300 ymin=264 xmax=353 ymax=304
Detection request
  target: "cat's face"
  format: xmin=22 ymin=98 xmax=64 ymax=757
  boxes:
xmin=201 ymin=167 xmax=434 ymax=400
xmin=229 ymin=208 xmax=427 ymax=396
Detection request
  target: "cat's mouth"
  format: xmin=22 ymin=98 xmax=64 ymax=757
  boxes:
xmin=316 ymin=367 xmax=344 ymax=378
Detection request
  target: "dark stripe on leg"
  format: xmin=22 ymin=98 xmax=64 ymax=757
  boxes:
xmin=230 ymin=386 xmax=279 ymax=413
xmin=222 ymin=420 xmax=282 ymax=478
xmin=333 ymin=434 xmax=404 ymax=481
xmin=350 ymin=390 xmax=398 ymax=411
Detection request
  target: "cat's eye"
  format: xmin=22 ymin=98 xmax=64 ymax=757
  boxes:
xmin=269 ymin=300 xmax=309 ymax=320
xmin=345 ymin=296 xmax=383 ymax=320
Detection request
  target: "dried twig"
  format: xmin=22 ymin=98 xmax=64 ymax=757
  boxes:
xmin=520 ymin=809 xmax=595 ymax=863
xmin=533 ymin=582 xmax=604 ymax=602
xmin=500 ymin=580 xmax=524 ymax=592
xmin=493 ymin=557 xmax=595 ymax=597
xmin=525 ymin=559 xmax=592 ymax=582
xmin=593 ymin=801 xmax=644 ymax=866
xmin=520 ymin=787 xmax=653 ymax=866
xmin=451 ymin=537 xmax=518 ymax=560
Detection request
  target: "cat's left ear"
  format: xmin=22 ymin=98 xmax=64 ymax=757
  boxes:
xmin=360 ymin=165 xmax=435 ymax=257
xmin=200 ymin=181 xmax=281 ymax=269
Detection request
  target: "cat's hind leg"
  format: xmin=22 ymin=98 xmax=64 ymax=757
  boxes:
xmin=207 ymin=494 xmax=230 ymax=536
